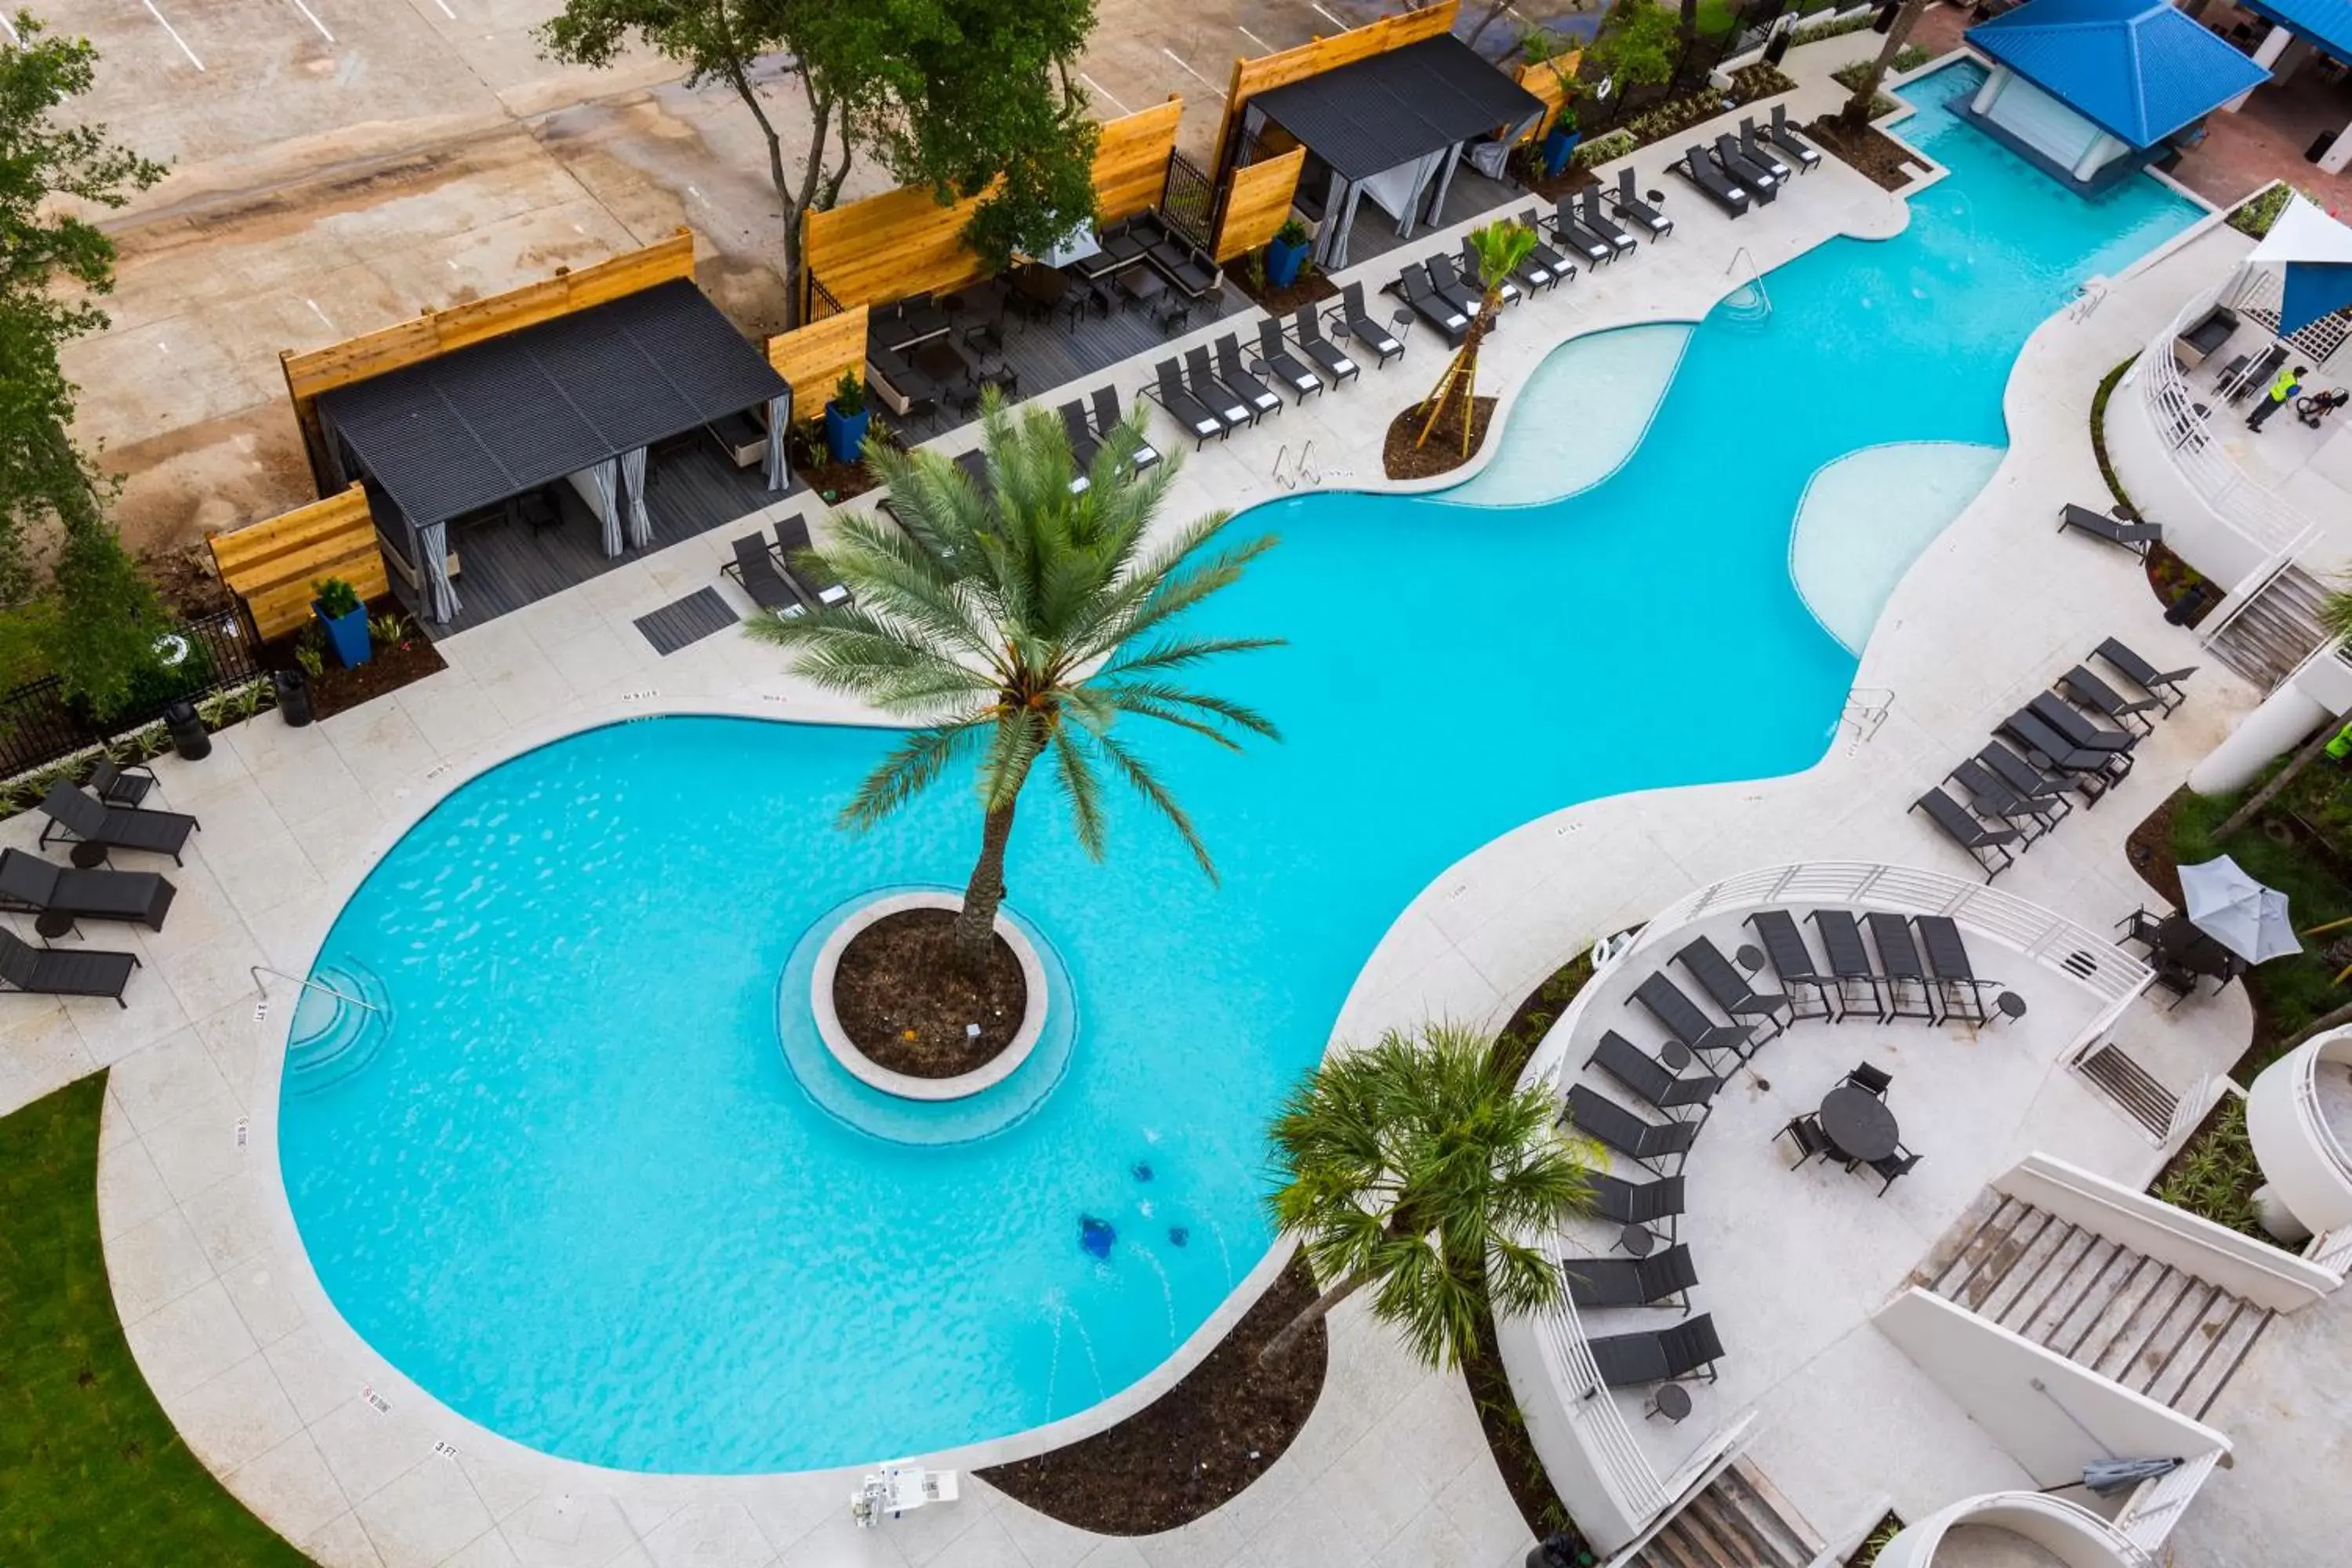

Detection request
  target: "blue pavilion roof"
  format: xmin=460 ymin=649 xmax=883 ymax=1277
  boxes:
xmin=2238 ymin=0 xmax=2352 ymax=69
xmin=1967 ymin=0 xmax=2274 ymax=150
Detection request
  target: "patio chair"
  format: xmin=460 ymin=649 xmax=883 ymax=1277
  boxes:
xmin=1331 ymin=285 xmax=1406 ymax=367
xmin=1513 ymin=209 xmax=1575 ymax=287
xmin=1142 ymin=361 xmax=1230 ymax=448
xmin=1947 ymin=757 xmax=2061 ymax=843
xmin=1711 ymin=135 xmax=1780 ymax=201
xmin=1862 ymin=913 xmax=1938 ymax=1022
xmin=1867 ymin=1145 xmax=1922 ymax=1196
xmin=87 ymin=758 xmax=157 ymax=809
xmin=0 ymin=848 xmax=174 ymax=931
xmin=2056 ymin=503 xmax=2161 ymax=557
xmin=1911 ymin=786 xmax=2020 ymax=882
xmin=2117 ymin=907 xmax=2169 ymax=951
xmin=1743 ymin=909 xmax=1836 ymax=1022
xmin=1425 ymin=251 xmax=1494 ymax=315
xmin=0 ymin=927 xmax=138 ymax=1007
xmin=1590 ymin=1171 xmax=1686 ymax=1238
xmin=1214 ymin=334 xmax=1286 ymax=420
xmin=2029 ymin=691 xmax=2136 ymax=754
xmin=1767 ymin=105 xmax=1824 ymax=172
xmin=722 ymin=533 xmax=808 ymax=618
xmin=1672 ymin=935 xmax=1791 ymax=1042
xmin=1610 ymin=167 xmax=1675 ymax=239
xmin=1913 ymin=915 xmax=1992 ymax=1025
xmin=1806 ymin=909 xmax=1885 ymax=1022
xmin=1565 ymin=1244 xmax=1698 ymax=1313
xmin=1544 ymin=195 xmax=1615 ymax=268
xmin=1632 ymin=971 xmax=1755 ymax=1065
xmin=1674 ymin=145 xmax=1751 ymax=216
xmin=1998 ymin=709 xmax=2129 ymax=790
xmin=1059 ymin=401 xmax=1103 ymax=469
xmin=2222 ymin=343 xmax=2285 ymax=405
xmin=1737 ymin=118 xmax=1795 ymax=183
xmin=1254 ymin=320 xmax=1325 ymax=401
xmin=2060 ymin=665 xmax=2161 ymax=735
xmin=2093 ymin=637 xmax=2194 ymax=711
xmin=1290 ymin=307 xmax=1367 ymax=382
xmin=1588 ymin=1312 xmax=1723 ymax=1387
xmin=773 ymin=515 xmax=854 ymax=608
xmin=1842 ymin=1062 xmax=1894 ymax=1098
xmin=1577 ymin=189 xmax=1639 ymax=260
xmin=38 ymin=782 xmax=198 ymax=866
xmin=1091 ymin=387 xmax=1163 ymax=472
xmin=1977 ymin=742 xmax=2077 ymax=815
xmin=1182 ymin=347 xmax=1257 ymax=430
xmin=1584 ymin=1030 xmax=1721 ymax=1116
xmin=1388 ymin=263 xmax=1470 ymax=345
xmin=1563 ymin=1084 xmax=1698 ymax=1174
xmin=1777 ymin=1111 xmax=1834 ymax=1167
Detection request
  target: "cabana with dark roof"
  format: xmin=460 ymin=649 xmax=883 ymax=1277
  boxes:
xmin=317 ymin=279 xmax=791 ymax=628
xmin=1964 ymin=0 xmax=2272 ymax=191
xmin=1239 ymin=35 xmax=1544 ymax=269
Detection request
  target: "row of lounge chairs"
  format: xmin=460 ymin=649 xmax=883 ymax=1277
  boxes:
xmin=1748 ymin=907 xmax=1998 ymax=1028
xmin=1913 ymin=639 xmax=2195 ymax=881
xmin=0 ymin=782 xmax=199 ymax=1007
xmin=721 ymin=514 xmax=855 ymax=619
xmin=1674 ymin=109 xmax=1820 ymax=217
xmin=1141 ymin=299 xmax=1398 ymax=450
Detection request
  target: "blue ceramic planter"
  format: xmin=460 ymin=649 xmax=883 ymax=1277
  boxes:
xmin=315 ymin=603 xmax=372 ymax=668
xmin=824 ymin=402 xmax=871 ymax=466
xmin=1265 ymin=234 xmax=1309 ymax=289
xmin=1542 ymin=125 xmax=1582 ymax=179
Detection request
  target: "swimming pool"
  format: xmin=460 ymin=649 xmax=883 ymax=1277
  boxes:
xmin=278 ymin=64 xmax=2201 ymax=1475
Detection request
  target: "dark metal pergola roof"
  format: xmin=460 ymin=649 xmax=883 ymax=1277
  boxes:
xmin=1248 ymin=35 xmax=1544 ymax=182
xmin=319 ymin=279 xmax=786 ymax=529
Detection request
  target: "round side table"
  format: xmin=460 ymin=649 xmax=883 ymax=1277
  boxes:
xmin=1660 ymin=1040 xmax=1694 ymax=1072
xmin=68 ymin=840 xmax=107 ymax=869
xmin=1645 ymin=1383 xmax=1692 ymax=1424
xmin=1994 ymin=991 xmax=2027 ymax=1027
xmin=1617 ymin=1223 xmax=1656 ymax=1258
xmin=34 ymin=909 xmax=74 ymax=942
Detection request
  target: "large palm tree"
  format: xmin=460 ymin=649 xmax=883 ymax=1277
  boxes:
xmin=1838 ymin=0 xmax=1931 ymax=129
xmin=1258 ymin=1022 xmax=1597 ymax=1369
xmin=1414 ymin=217 xmax=1541 ymax=456
xmin=747 ymin=394 xmax=1283 ymax=964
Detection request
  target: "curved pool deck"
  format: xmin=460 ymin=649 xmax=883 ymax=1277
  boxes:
xmin=49 ymin=45 xmax=2285 ymax=1568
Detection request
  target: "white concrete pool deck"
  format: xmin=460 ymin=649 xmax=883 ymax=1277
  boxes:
xmin=7 ymin=34 xmax=2346 ymax=1568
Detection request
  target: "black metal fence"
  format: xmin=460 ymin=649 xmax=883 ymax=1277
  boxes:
xmin=1159 ymin=151 xmax=1218 ymax=253
xmin=1577 ymin=0 xmax=1812 ymax=136
xmin=0 ymin=612 xmax=266 ymax=781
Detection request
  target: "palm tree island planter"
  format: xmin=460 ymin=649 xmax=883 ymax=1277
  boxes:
xmin=813 ymin=890 xmax=1047 ymax=1098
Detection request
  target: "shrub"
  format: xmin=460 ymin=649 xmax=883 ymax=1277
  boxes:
xmin=830 ymin=372 xmax=866 ymax=416
xmin=2227 ymin=182 xmax=2309 ymax=238
xmin=311 ymin=576 xmax=361 ymax=618
xmin=1891 ymin=43 xmax=1933 ymax=73
xmin=1791 ymin=9 xmax=1878 ymax=45
xmin=1570 ymin=128 xmax=1637 ymax=172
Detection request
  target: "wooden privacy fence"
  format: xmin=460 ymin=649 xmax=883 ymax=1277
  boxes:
xmin=802 ymin=100 xmax=1185 ymax=318
xmin=278 ymin=230 xmax=699 ymax=492
xmin=1214 ymin=147 xmax=1306 ymax=263
xmin=209 ymin=485 xmax=387 ymax=641
xmin=766 ymin=304 xmax=869 ymax=423
xmin=1209 ymin=0 xmax=1461 ymax=176
xmin=1518 ymin=47 xmax=1584 ymax=141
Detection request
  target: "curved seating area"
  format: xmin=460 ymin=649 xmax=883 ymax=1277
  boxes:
xmin=2245 ymin=1024 xmax=2352 ymax=1238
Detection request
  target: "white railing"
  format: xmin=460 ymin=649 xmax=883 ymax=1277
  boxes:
xmin=2292 ymin=1047 xmax=2352 ymax=1185
xmin=1529 ymin=1303 xmax=1671 ymax=1525
xmin=2163 ymin=1072 xmax=2214 ymax=1149
xmin=1876 ymin=1492 xmax=2158 ymax=1568
xmin=2306 ymin=1224 xmax=2352 ymax=1273
xmin=2114 ymin=1447 xmax=2223 ymax=1551
xmin=2195 ymin=523 xmax=2322 ymax=663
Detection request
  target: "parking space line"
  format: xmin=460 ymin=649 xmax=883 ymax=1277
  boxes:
xmin=1308 ymin=3 xmax=1348 ymax=30
xmin=1077 ymin=71 xmax=1132 ymax=115
xmin=288 ymin=0 xmax=336 ymax=43
xmin=306 ymin=299 xmax=339 ymax=335
xmin=1159 ymin=48 xmax=1225 ymax=99
xmin=1237 ymin=25 xmax=1273 ymax=52
xmin=143 ymin=0 xmax=206 ymax=71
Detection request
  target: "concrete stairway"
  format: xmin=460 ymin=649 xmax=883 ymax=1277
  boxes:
xmin=2205 ymin=561 xmax=2328 ymax=691
xmin=1916 ymin=1192 xmax=2273 ymax=1421
xmin=1630 ymin=1457 xmax=1826 ymax=1568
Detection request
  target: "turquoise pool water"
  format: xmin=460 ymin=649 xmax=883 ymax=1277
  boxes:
xmin=279 ymin=64 xmax=2200 ymax=1475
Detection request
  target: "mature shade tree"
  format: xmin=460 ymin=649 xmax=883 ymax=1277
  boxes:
xmin=746 ymin=393 xmax=1281 ymax=964
xmin=1413 ymin=218 xmax=1538 ymax=455
xmin=1259 ymin=1022 xmax=1597 ymax=1368
xmin=1839 ymin=0 xmax=1932 ymax=129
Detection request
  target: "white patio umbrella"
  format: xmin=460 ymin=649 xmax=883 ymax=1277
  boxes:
xmin=2178 ymin=855 xmax=2303 ymax=964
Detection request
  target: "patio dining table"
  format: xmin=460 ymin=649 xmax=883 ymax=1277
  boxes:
xmin=2150 ymin=913 xmax=2242 ymax=982
xmin=1818 ymin=1084 xmax=1899 ymax=1165
xmin=912 ymin=337 xmax=974 ymax=388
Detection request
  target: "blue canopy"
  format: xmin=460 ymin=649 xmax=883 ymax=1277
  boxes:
xmin=2282 ymin=263 xmax=2352 ymax=336
xmin=1968 ymin=0 xmax=2274 ymax=150
xmin=2239 ymin=0 xmax=2352 ymax=69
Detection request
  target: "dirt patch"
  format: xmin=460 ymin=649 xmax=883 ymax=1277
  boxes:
xmin=1806 ymin=115 xmax=1919 ymax=192
xmin=787 ymin=426 xmax=880 ymax=503
xmin=1230 ymin=267 xmax=1340 ymax=318
xmin=975 ymin=1254 xmax=1328 ymax=1534
xmin=833 ymin=908 xmax=1026 ymax=1077
xmin=269 ymin=601 xmax=447 ymax=724
xmin=1384 ymin=396 xmax=1496 ymax=481
xmin=140 ymin=545 xmax=237 ymax=622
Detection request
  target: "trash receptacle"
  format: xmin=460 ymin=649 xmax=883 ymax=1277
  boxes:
xmin=163 ymin=699 xmax=212 ymax=762
xmin=273 ymin=668 xmax=314 ymax=728
xmin=2308 ymin=131 xmax=2337 ymax=165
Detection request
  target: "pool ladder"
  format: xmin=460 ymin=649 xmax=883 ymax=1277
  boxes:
xmin=1271 ymin=440 xmax=1320 ymax=491
xmin=252 ymin=965 xmax=382 ymax=1014
xmin=1842 ymin=688 xmax=1894 ymax=748
xmin=1723 ymin=247 xmax=1772 ymax=320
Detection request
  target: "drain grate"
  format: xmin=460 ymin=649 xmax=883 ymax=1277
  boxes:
xmin=633 ymin=586 xmax=739 ymax=656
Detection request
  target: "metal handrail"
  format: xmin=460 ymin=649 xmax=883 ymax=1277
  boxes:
xmin=251 ymin=964 xmax=382 ymax=1014
xmin=1722 ymin=246 xmax=1770 ymax=314
xmin=2114 ymin=1449 xmax=2222 ymax=1549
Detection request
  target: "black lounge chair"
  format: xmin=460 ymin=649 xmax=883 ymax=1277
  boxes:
xmin=1545 ymin=196 xmax=1614 ymax=268
xmin=2094 ymin=637 xmax=2194 ymax=712
xmin=1911 ymin=786 xmax=2020 ymax=881
xmin=1290 ymin=307 xmax=1365 ymax=383
xmin=1566 ymin=1244 xmax=1698 ymax=1312
xmin=1777 ymin=1112 xmax=1834 ymax=1167
xmin=1142 ymin=360 xmax=1229 ymax=448
xmin=1254 ymin=320 xmax=1324 ymax=401
xmin=1712 ymin=135 xmax=1780 ymax=201
xmin=1947 ymin=757 xmax=2062 ymax=841
xmin=2060 ymin=665 xmax=2160 ymax=735
xmin=1868 ymin=1145 xmax=1922 ymax=1196
xmin=1673 ymin=936 xmax=1791 ymax=1042
xmin=1453 ymin=241 xmax=1523 ymax=306
xmin=1563 ymin=1084 xmax=1698 ymax=1174
xmin=89 ymin=758 xmax=157 ymax=809
xmin=1767 ymin=105 xmax=1823 ymax=172
xmin=1862 ymin=914 xmax=1937 ymax=1022
xmin=1090 ymin=387 xmax=1163 ymax=471
xmin=1590 ymin=1171 xmax=1686 ymax=1238
xmin=1675 ymin=145 xmax=1751 ymax=216
xmin=773 ymin=515 xmax=853 ymax=607
xmin=1183 ymin=346 xmax=1258 ymax=430
xmin=1913 ymin=915 xmax=1991 ymax=1025
xmin=1060 ymin=401 xmax=1103 ymax=469
xmin=2057 ymin=503 xmax=2161 ymax=556
xmin=1610 ymin=167 xmax=1675 ymax=239
xmin=1979 ymin=741 xmax=2076 ymax=814
xmin=0 ymin=848 xmax=173 ymax=931
xmin=1631 ymin=972 xmax=1755 ymax=1065
xmin=1214 ymin=335 xmax=1285 ymax=420
xmin=1998 ymin=709 xmax=2129 ymax=790
xmin=1807 ymin=909 xmax=1884 ymax=1022
xmin=1737 ymin=119 xmax=1795 ymax=183
xmin=0 ymin=927 xmax=137 ymax=1006
xmin=1585 ymin=1029 xmax=1721 ymax=1116
xmin=1588 ymin=1312 xmax=1723 ymax=1387
xmin=1426 ymin=251 xmax=1496 ymax=314
xmin=1389 ymin=263 xmax=1470 ymax=344
xmin=1743 ymin=909 xmax=1835 ymax=1021
xmin=2029 ymin=691 xmax=2136 ymax=754
xmin=1577 ymin=189 xmax=1639 ymax=260
xmin=724 ymin=534 xmax=808 ymax=618
xmin=38 ymin=783 xmax=198 ymax=867
xmin=1330 ymin=285 xmax=1402 ymax=366
xmin=1513 ymin=209 xmax=1574 ymax=288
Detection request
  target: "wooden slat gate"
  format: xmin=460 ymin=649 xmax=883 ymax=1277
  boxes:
xmin=209 ymin=485 xmax=389 ymax=642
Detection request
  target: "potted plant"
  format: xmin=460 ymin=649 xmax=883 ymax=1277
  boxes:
xmin=1541 ymin=103 xmax=1582 ymax=178
xmin=822 ymin=372 xmax=870 ymax=466
xmin=311 ymin=577 xmax=371 ymax=668
xmin=1265 ymin=218 xmax=1312 ymax=290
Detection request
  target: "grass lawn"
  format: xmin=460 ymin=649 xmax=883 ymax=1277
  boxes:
xmin=1 ymin=1073 xmax=310 ymax=1566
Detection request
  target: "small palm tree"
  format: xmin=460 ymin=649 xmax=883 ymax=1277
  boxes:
xmin=1415 ymin=218 xmax=1541 ymax=456
xmin=1258 ymin=1022 xmax=1597 ymax=1369
xmin=1838 ymin=0 xmax=1930 ymax=129
xmin=747 ymin=394 xmax=1283 ymax=964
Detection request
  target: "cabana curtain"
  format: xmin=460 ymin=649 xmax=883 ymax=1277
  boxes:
xmin=417 ymin=521 xmax=459 ymax=622
xmin=586 ymin=459 xmax=622 ymax=558
xmin=620 ymin=446 xmax=653 ymax=550
xmin=763 ymin=395 xmax=790 ymax=492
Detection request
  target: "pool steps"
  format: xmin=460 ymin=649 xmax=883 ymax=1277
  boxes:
xmin=284 ymin=960 xmax=392 ymax=1094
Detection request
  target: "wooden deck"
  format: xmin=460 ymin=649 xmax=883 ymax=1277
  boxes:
xmin=389 ymin=441 xmax=786 ymax=639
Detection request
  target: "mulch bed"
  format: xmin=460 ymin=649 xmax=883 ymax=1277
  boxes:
xmin=261 ymin=599 xmax=446 ymax=724
xmin=2145 ymin=544 xmax=2220 ymax=630
xmin=975 ymin=1254 xmax=1328 ymax=1534
xmin=1806 ymin=114 xmax=1918 ymax=191
xmin=1385 ymin=396 xmax=1497 ymax=481
xmin=832 ymin=907 xmax=1025 ymax=1077
xmin=143 ymin=545 xmax=238 ymax=622
xmin=1231 ymin=268 xmax=1339 ymax=317
xmin=786 ymin=426 xmax=880 ymax=502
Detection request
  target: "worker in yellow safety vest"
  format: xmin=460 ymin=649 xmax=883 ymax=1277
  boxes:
xmin=2247 ymin=363 xmax=2307 ymax=432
